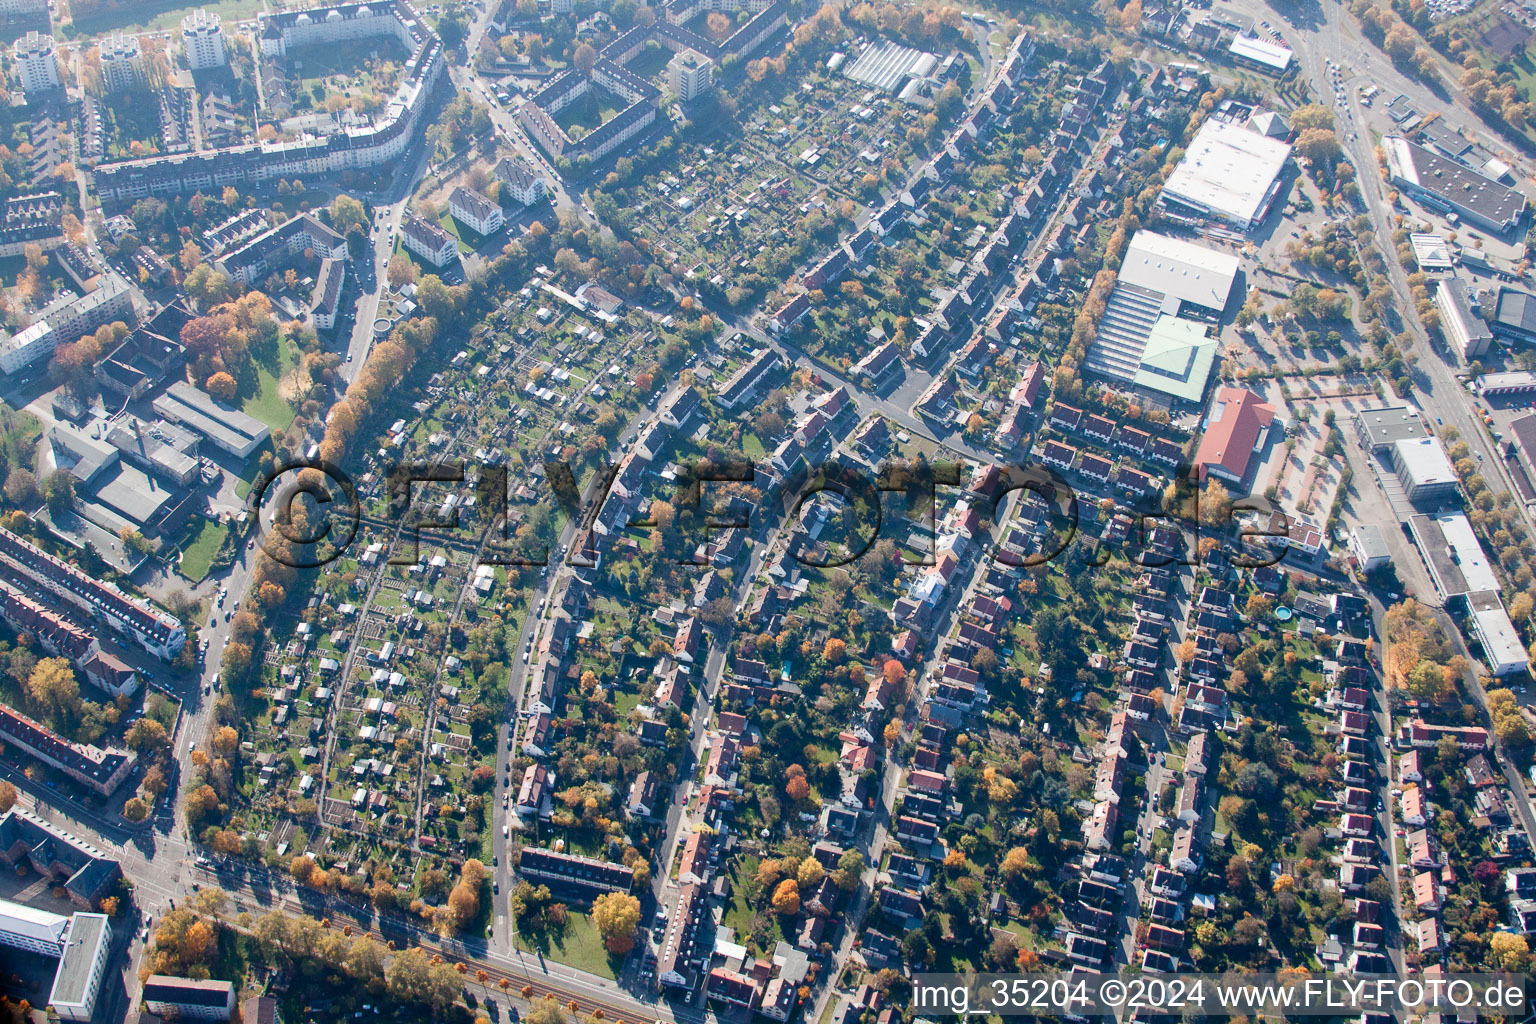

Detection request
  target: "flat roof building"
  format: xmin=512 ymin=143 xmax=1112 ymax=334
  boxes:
xmin=142 ymin=976 xmax=236 ymax=1021
xmin=1227 ymin=33 xmax=1292 ymax=73
xmin=1407 ymin=511 xmax=1499 ymax=600
xmin=48 ymin=913 xmax=111 ymax=1022
xmin=1085 ymin=231 xmax=1236 ymax=405
xmin=1350 ymin=523 xmax=1392 ymax=571
xmin=1115 ymin=231 xmax=1241 ymax=317
xmin=1491 ymin=287 xmax=1536 ymax=345
xmin=1384 ymin=136 xmax=1526 ymax=234
xmin=1466 ymin=590 xmax=1528 ymax=677
xmin=182 ymin=8 xmax=227 ymax=70
xmin=1481 ymin=370 xmax=1536 ymax=397
xmin=1393 ymin=437 xmax=1459 ymax=506
xmin=13 ymin=31 xmax=62 ymax=92
xmin=1355 ymin=406 xmax=1424 ymax=451
xmin=1158 ymin=119 xmax=1292 ymax=231
xmin=0 ymin=897 xmax=69 ymax=955
xmin=1436 ymin=279 xmax=1493 ymax=360
xmin=667 ymin=48 xmax=714 ymax=101
xmin=152 ymin=381 xmax=271 ymax=459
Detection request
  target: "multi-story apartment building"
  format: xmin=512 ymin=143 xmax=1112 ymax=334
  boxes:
xmin=100 ymin=33 xmax=146 ymax=92
xmin=182 ymin=9 xmax=227 ymax=70
xmin=0 ymin=527 xmax=186 ymax=658
xmin=13 ymin=32 xmax=61 ymax=91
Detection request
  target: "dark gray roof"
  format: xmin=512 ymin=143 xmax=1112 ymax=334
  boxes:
xmin=1495 ymin=287 xmax=1536 ymax=338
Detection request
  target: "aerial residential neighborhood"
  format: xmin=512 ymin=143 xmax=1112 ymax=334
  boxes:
xmin=2 ymin=0 xmax=1536 ymax=1016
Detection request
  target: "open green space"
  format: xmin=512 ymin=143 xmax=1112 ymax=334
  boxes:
xmin=0 ymin=402 xmax=41 ymax=475
xmin=512 ymin=910 xmax=621 ymax=979
xmin=437 ymin=210 xmax=492 ymax=254
xmin=625 ymin=41 xmax=673 ymax=80
xmin=66 ymin=0 xmax=265 ymax=35
xmin=550 ymin=85 xmax=625 ymax=137
xmin=178 ymin=515 xmax=230 ymax=583
xmin=241 ymin=331 xmax=301 ymax=433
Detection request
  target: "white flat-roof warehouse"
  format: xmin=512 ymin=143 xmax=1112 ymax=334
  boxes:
xmin=1116 ymin=230 xmax=1241 ymax=315
xmin=1228 ymin=33 xmax=1292 ymax=73
xmin=1158 ymin=119 xmax=1292 ymax=231
xmin=1084 ymin=230 xmax=1238 ymax=405
xmin=1383 ymin=136 xmax=1527 ymax=234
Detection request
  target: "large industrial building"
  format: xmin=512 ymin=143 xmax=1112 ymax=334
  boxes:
xmin=1156 ymin=119 xmax=1292 ymax=231
xmin=152 ymin=381 xmax=272 ymax=459
xmin=47 ymin=422 xmax=195 ymax=539
xmin=1384 ymin=136 xmax=1527 ymax=234
xmin=1084 ymin=230 xmax=1238 ymax=405
xmin=1406 ymin=511 xmax=1528 ymax=676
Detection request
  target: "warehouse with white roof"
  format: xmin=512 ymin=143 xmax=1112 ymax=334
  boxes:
xmin=1084 ymin=230 xmax=1239 ymax=405
xmin=1158 ymin=119 xmax=1292 ymax=231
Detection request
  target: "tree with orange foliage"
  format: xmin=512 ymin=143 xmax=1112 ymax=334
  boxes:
xmin=786 ymin=774 xmax=810 ymax=802
xmin=770 ymin=878 xmax=800 ymax=914
xmin=205 ymin=371 xmax=237 ymax=401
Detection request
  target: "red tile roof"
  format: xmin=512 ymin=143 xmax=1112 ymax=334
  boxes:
xmin=1193 ymin=387 xmax=1275 ymax=483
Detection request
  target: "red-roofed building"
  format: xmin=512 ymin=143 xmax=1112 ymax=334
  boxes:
xmin=1193 ymin=387 xmax=1275 ymax=486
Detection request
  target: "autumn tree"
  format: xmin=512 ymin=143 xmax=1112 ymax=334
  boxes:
xmin=771 ymin=878 xmax=800 ymax=914
xmin=0 ymin=781 xmax=15 ymax=812
xmin=387 ymin=253 xmax=419 ymax=289
xmin=1001 ymin=847 xmax=1031 ymax=879
xmin=590 ymin=892 xmax=641 ymax=952
xmin=205 ymin=371 xmax=238 ymax=402
xmin=27 ymin=657 xmax=78 ymax=715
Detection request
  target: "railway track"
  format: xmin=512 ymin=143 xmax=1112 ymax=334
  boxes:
xmin=215 ymin=886 xmax=689 ymax=1024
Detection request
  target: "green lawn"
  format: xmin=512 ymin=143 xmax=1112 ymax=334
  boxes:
xmin=66 ymin=0 xmax=266 ymax=35
xmin=437 ymin=210 xmax=492 ymax=254
xmin=0 ymin=402 xmax=41 ymax=474
xmin=722 ymin=854 xmax=760 ymax=938
xmin=513 ymin=911 xmax=621 ymax=980
xmin=178 ymin=515 xmax=229 ymax=583
xmin=551 ymin=85 xmax=624 ymax=136
xmin=242 ymin=333 xmax=301 ymax=433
